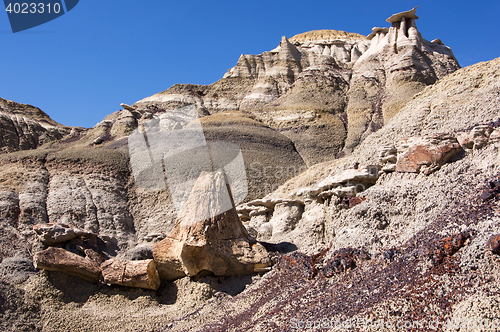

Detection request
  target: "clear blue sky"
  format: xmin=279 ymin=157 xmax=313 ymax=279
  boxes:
xmin=1 ymin=0 xmax=498 ymax=128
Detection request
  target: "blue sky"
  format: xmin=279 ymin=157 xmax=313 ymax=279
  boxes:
xmin=1 ymin=0 xmax=499 ymax=128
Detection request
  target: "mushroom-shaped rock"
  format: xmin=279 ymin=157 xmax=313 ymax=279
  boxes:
xmin=153 ymin=170 xmax=271 ymax=280
xmin=120 ymin=103 xmax=137 ymax=111
xmin=386 ymin=7 xmax=419 ymax=24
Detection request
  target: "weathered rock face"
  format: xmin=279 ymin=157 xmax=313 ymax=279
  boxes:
xmin=153 ymin=171 xmax=271 ymax=280
xmin=1 ymin=11 xmax=498 ymax=332
xmin=238 ymin=57 xmax=500 ymax=258
xmin=343 ymin=7 xmax=460 ymax=154
xmin=134 ymin=7 xmax=459 ymax=164
xmin=0 ymin=98 xmax=71 ymax=153
xmin=158 ymin=58 xmax=500 ymax=332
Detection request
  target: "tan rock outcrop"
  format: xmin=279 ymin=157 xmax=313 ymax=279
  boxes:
xmin=0 ymin=97 xmax=70 ymax=154
xmin=134 ymin=8 xmax=459 ymax=166
xmin=342 ymin=8 xmax=460 ymax=154
xmin=153 ymin=170 xmax=271 ymax=280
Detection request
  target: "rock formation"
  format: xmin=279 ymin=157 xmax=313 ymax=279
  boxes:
xmin=134 ymin=7 xmax=459 ymax=164
xmin=0 ymin=97 xmax=71 ymax=153
xmin=163 ymin=57 xmax=500 ymax=332
xmin=1 ymin=8 xmax=500 ymax=332
xmin=33 ymin=223 xmax=97 ymax=245
xmin=395 ymin=134 xmax=463 ymax=175
xmin=101 ymin=259 xmax=160 ymax=290
xmin=153 ymin=170 xmax=270 ymax=280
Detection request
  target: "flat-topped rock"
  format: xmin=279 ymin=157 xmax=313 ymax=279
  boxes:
xmin=317 ymin=165 xmax=381 ymax=192
xmin=386 ymin=6 xmax=419 ymax=23
xmin=367 ymin=27 xmax=389 ymax=40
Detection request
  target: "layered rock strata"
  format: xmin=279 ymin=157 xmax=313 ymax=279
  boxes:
xmin=135 ymin=7 xmax=460 ymax=164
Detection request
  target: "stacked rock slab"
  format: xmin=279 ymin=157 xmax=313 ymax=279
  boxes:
xmin=153 ymin=170 xmax=271 ymax=280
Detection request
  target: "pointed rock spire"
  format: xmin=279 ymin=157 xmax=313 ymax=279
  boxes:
xmin=278 ymin=35 xmax=301 ymax=62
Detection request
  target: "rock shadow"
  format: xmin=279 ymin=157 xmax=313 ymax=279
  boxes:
xmin=260 ymin=241 xmax=297 ymax=254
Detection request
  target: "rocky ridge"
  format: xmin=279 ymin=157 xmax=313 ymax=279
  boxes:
xmin=134 ymin=7 xmax=460 ymax=164
xmin=0 ymin=97 xmax=71 ymax=154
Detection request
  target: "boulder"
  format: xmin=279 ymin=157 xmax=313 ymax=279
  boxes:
xmin=101 ymin=259 xmax=160 ymax=290
xmin=457 ymin=125 xmax=494 ymax=149
xmin=33 ymin=247 xmax=101 ymax=283
xmin=456 ymin=131 xmax=474 ymax=149
xmin=470 ymin=125 xmax=494 ymax=149
xmin=33 ymin=223 xmax=96 ymax=245
xmin=395 ymin=134 xmax=463 ymax=175
xmin=153 ymin=170 xmax=271 ymax=280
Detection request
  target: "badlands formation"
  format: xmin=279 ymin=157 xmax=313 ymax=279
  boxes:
xmin=1 ymin=7 xmax=500 ymax=332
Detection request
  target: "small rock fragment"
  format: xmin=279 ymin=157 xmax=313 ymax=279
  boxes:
xmin=486 ymin=234 xmax=500 ymax=254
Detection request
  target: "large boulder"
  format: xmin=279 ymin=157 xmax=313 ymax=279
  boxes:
xmin=153 ymin=170 xmax=271 ymax=280
xmin=395 ymin=133 xmax=463 ymax=175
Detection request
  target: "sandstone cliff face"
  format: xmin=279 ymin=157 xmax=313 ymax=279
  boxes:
xmin=0 ymin=98 xmax=71 ymax=153
xmin=135 ymin=8 xmax=459 ymax=165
